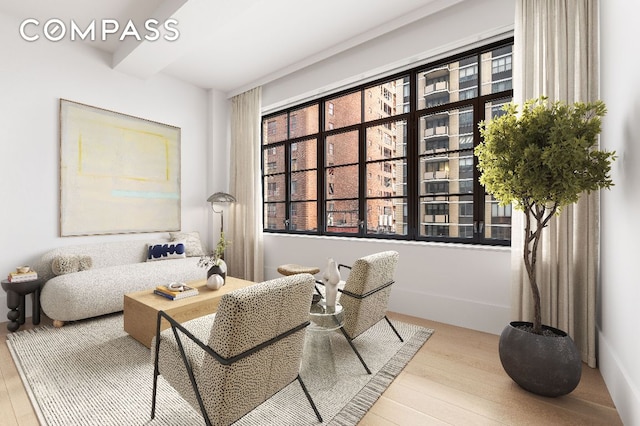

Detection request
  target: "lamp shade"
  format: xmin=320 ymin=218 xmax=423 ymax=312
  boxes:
xmin=207 ymin=192 xmax=236 ymax=204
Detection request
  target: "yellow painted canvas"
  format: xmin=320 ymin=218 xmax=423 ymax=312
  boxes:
xmin=59 ymin=99 xmax=181 ymax=236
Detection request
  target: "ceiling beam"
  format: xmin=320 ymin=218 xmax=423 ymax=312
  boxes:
xmin=112 ymin=0 xmax=262 ymax=80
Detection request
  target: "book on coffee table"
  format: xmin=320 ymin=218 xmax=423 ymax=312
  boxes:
xmin=154 ymin=285 xmax=199 ymax=300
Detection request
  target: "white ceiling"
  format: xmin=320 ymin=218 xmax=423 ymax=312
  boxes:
xmin=0 ymin=0 xmax=460 ymax=95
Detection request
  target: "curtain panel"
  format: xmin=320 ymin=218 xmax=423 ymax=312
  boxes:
xmin=513 ymin=0 xmax=599 ymax=367
xmin=228 ymin=87 xmax=264 ymax=282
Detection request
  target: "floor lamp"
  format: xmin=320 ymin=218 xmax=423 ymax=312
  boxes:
xmin=207 ymin=192 xmax=236 ymax=234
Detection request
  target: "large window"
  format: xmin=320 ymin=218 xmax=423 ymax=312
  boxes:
xmin=262 ymin=40 xmax=513 ymax=245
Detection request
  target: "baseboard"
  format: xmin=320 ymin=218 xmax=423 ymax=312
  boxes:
xmin=598 ymin=329 xmax=640 ymax=425
xmin=389 ymin=288 xmax=510 ymax=335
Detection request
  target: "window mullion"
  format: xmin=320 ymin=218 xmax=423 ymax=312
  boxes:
xmin=472 ymin=97 xmax=484 ymax=243
xmin=285 ymin=124 xmax=291 ymax=231
xmin=473 ymin=52 xmax=484 ymax=243
xmin=408 ymin=70 xmax=419 ymax=240
xmin=359 ymin=90 xmax=366 ymax=237
xmin=318 ymin=102 xmax=325 ymax=234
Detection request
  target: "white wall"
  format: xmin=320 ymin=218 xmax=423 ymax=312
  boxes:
xmin=207 ymin=89 xmax=232 ymax=249
xmin=0 ymin=12 xmax=217 ymax=320
xmin=265 ymin=235 xmax=511 ymax=334
xmin=263 ymin=0 xmax=515 ymax=110
xmin=599 ymin=1 xmax=640 ymax=424
xmin=262 ymin=0 xmax=515 ymax=335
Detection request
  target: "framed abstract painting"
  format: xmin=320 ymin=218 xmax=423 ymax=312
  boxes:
xmin=59 ymin=99 xmax=181 ymax=236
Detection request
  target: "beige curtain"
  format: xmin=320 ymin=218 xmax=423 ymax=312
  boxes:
xmin=228 ymin=87 xmax=264 ymax=282
xmin=512 ymin=0 xmax=599 ymax=367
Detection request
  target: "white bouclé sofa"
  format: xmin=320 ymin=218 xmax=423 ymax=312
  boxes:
xmin=32 ymin=236 xmax=207 ymax=327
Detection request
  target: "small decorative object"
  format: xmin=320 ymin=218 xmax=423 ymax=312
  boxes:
xmin=206 ymin=274 xmax=224 ymax=290
xmin=207 ymin=260 xmax=227 ymax=281
xmin=16 ymin=266 xmax=30 ymax=274
xmin=167 ymin=282 xmax=186 ymax=291
xmin=198 ymin=232 xmax=230 ymax=285
xmin=322 ymin=258 xmax=340 ymax=308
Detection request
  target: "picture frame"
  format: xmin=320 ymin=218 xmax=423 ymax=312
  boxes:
xmin=59 ymin=99 xmax=181 ymax=236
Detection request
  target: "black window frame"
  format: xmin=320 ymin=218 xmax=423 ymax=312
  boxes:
xmin=261 ymin=38 xmax=513 ymax=246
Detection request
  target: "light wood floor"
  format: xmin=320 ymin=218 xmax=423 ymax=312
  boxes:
xmin=1 ymin=313 xmax=622 ymax=426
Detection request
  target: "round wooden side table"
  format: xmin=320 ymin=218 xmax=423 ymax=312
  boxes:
xmin=1 ymin=278 xmax=45 ymax=332
xmin=277 ymin=264 xmax=320 ymax=276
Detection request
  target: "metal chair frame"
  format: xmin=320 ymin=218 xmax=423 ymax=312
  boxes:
xmin=151 ymin=310 xmax=322 ymax=425
xmin=316 ymin=263 xmax=403 ymax=374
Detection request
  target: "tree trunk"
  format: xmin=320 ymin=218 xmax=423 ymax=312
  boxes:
xmin=522 ymin=203 xmax=558 ymax=335
xmin=523 ymin=208 xmax=543 ymax=334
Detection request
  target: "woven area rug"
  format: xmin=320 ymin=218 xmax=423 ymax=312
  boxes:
xmin=7 ymin=313 xmax=432 ymax=425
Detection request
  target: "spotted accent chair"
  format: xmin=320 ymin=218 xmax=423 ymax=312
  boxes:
xmin=335 ymin=250 xmax=403 ymax=374
xmin=151 ymin=273 xmax=322 ymax=425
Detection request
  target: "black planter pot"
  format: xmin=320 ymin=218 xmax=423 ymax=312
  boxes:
xmin=499 ymin=321 xmax=581 ymax=397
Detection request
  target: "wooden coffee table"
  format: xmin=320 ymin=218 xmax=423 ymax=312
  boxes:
xmin=123 ymin=276 xmax=254 ymax=348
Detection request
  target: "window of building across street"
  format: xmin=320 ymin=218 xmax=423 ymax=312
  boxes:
xmin=261 ymin=39 xmax=513 ymax=245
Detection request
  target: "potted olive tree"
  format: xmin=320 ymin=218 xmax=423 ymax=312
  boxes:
xmin=475 ymin=97 xmax=615 ymax=396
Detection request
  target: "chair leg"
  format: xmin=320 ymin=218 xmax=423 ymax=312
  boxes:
xmin=339 ymin=327 xmax=371 ymax=374
xmin=384 ymin=315 xmax=404 ymax=342
xmin=151 ymin=370 xmax=158 ymax=420
xmin=297 ymin=375 xmax=323 ymax=423
xmin=151 ymin=331 xmax=162 ymax=420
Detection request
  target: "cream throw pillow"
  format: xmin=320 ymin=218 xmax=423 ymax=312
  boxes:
xmin=51 ymin=255 xmax=93 ymax=275
xmin=169 ymin=231 xmax=205 ymax=257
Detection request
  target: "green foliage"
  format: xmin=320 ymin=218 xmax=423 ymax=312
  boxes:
xmin=214 ymin=232 xmax=228 ymax=261
xmin=197 ymin=232 xmax=230 ymax=269
xmin=476 ymin=97 xmax=615 ymax=214
xmin=476 ymin=97 xmax=615 ymax=333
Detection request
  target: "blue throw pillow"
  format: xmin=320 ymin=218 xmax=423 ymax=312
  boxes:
xmin=147 ymin=241 xmax=187 ymax=261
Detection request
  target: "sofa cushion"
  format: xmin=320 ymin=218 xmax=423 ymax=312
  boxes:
xmin=147 ymin=241 xmax=187 ymax=261
xmin=169 ymin=231 xmax=205 ymax=257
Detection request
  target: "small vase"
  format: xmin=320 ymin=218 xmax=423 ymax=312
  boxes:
xmin=322 ymin=258 xmax=340 ymax=308
xmin=207 ymin=260 xmax=227 ymax=282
